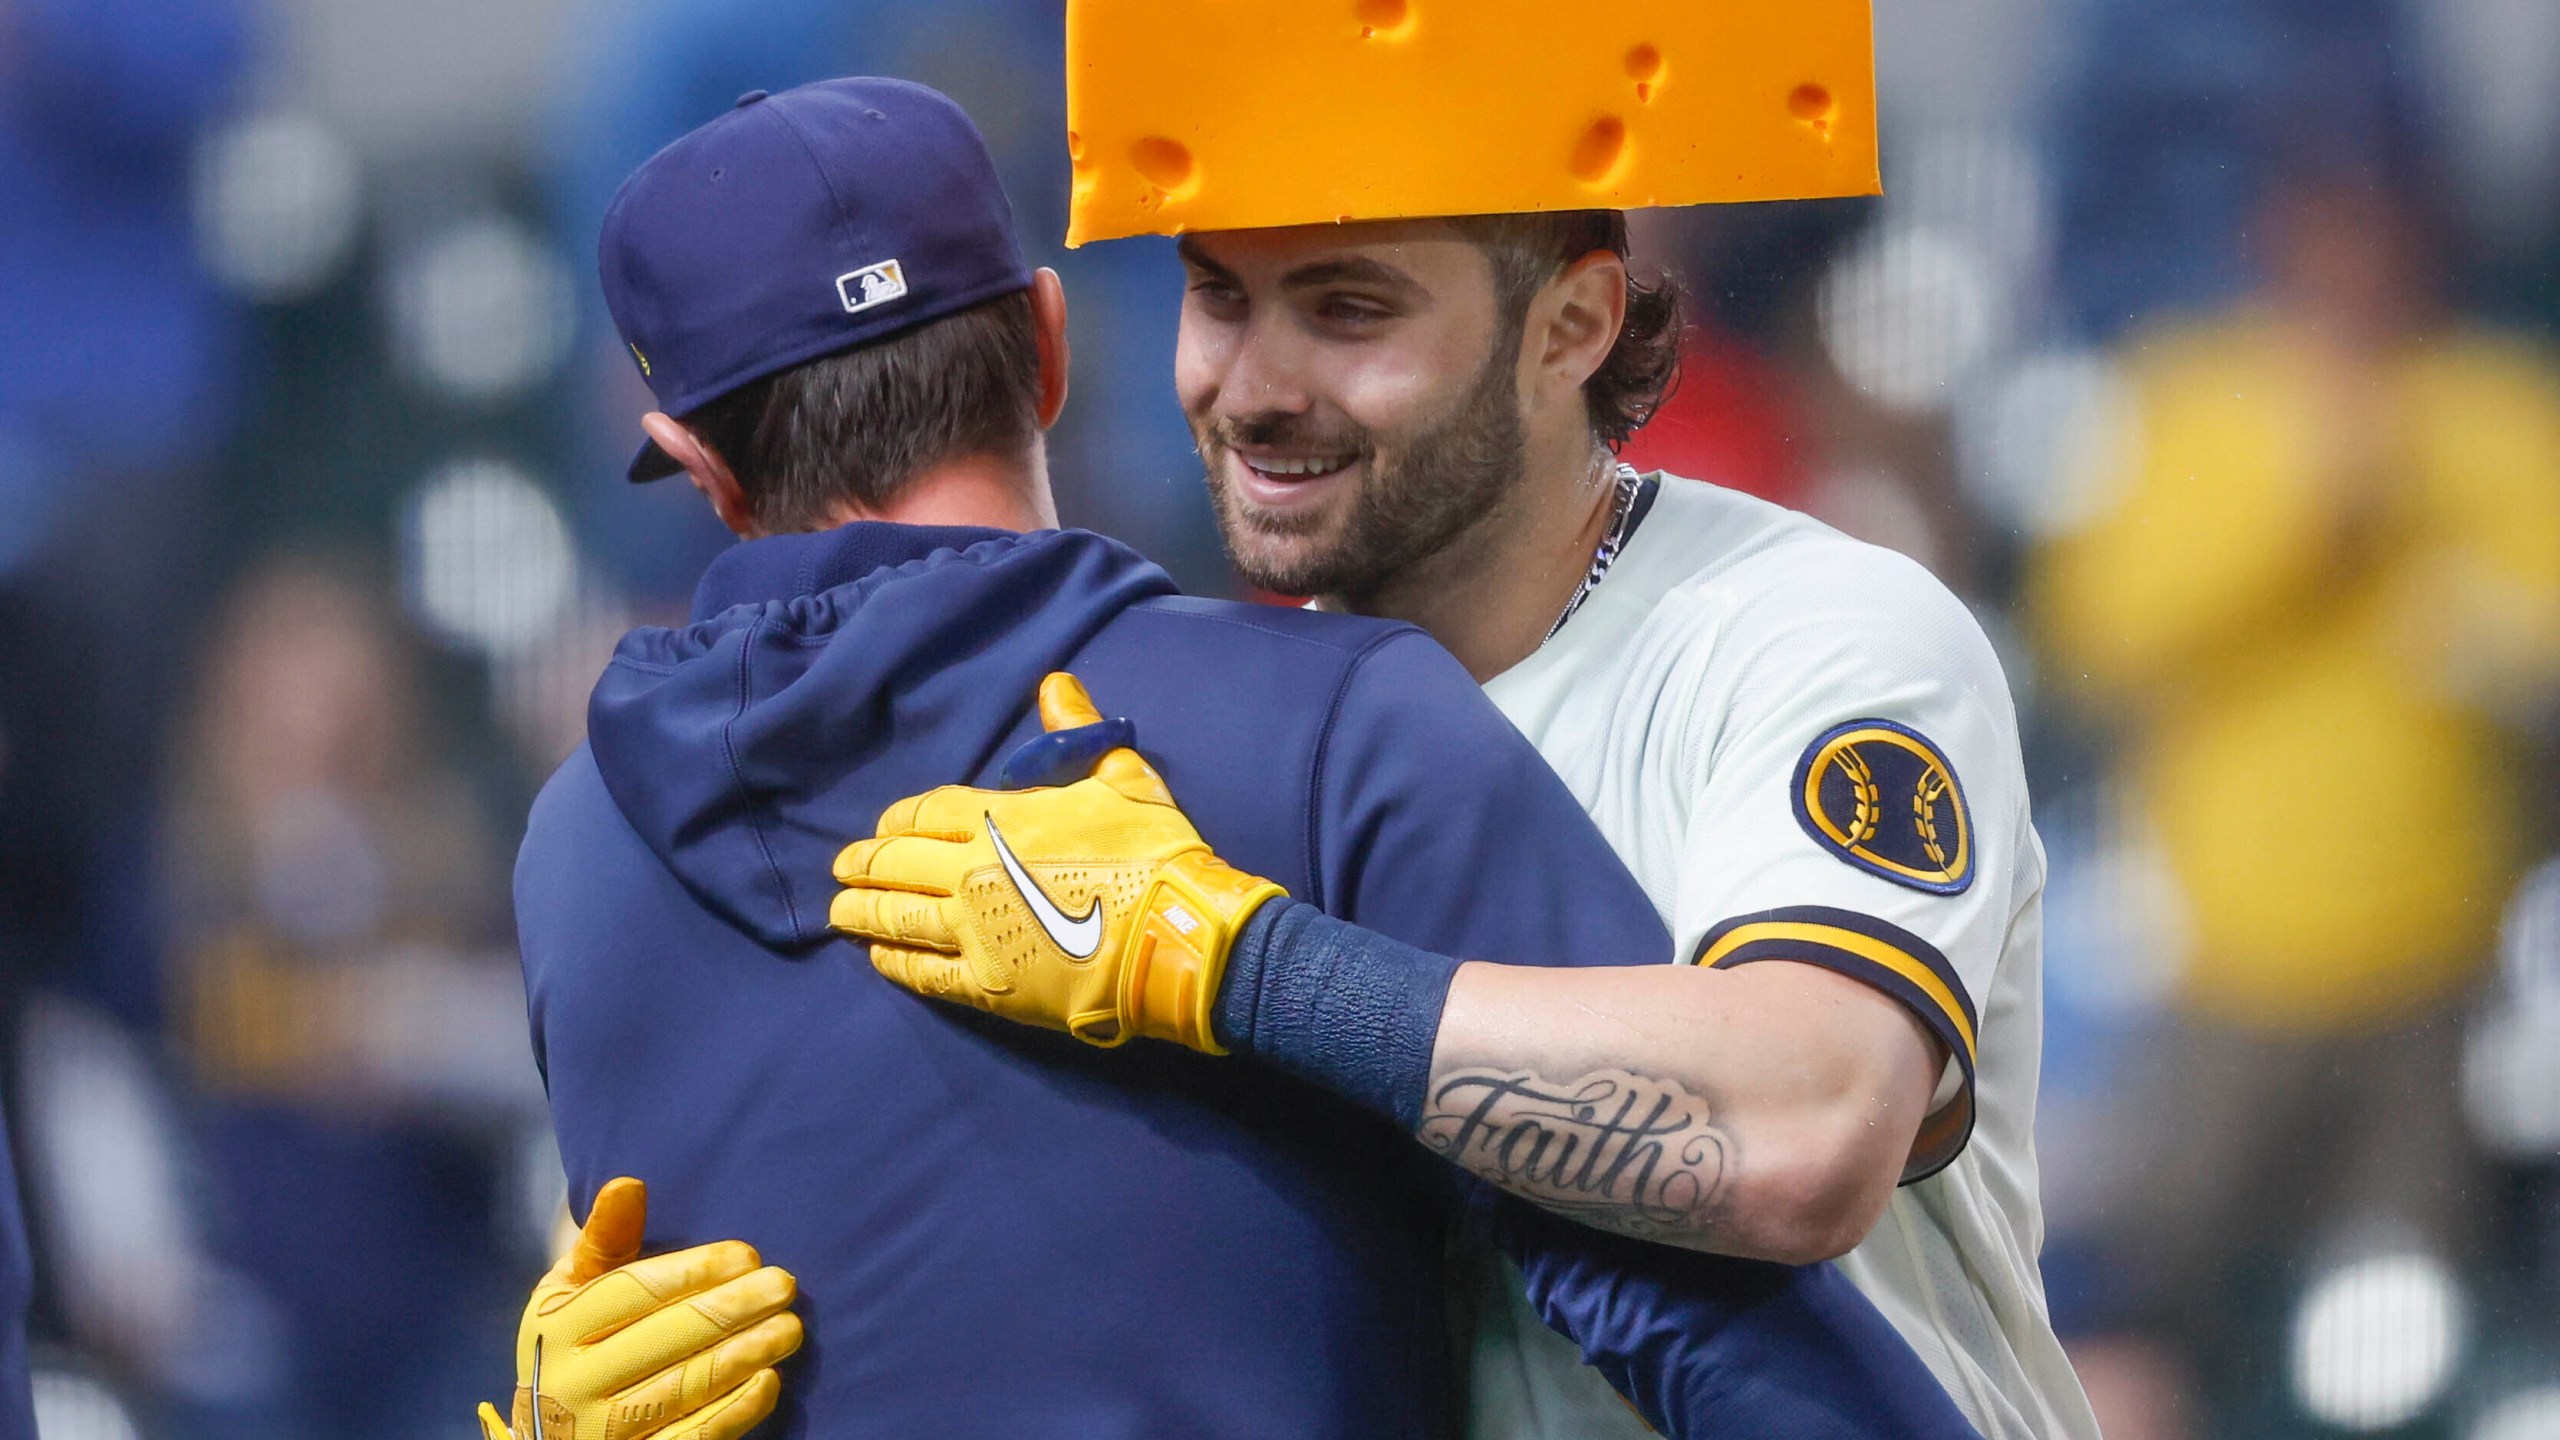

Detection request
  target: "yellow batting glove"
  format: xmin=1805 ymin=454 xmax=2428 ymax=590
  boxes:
xmin=831 ymin=672 xmax=1285 ymax=1053
xmin=475 ymin=1177 xmax=802 ymax=1440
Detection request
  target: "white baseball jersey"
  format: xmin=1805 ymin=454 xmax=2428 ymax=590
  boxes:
xmin=1465 ymin=475 xmax=2097 ymax=1439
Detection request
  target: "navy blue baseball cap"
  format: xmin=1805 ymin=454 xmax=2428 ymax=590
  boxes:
xmin=599 ymin=77 xmax=1035 ymax=482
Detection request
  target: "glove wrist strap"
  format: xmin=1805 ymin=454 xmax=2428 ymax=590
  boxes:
xmin=1122 ymin=851 xmax=1284 ymax=1054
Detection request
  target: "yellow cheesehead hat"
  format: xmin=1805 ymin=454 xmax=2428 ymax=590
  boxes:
xmin=1064 ymin=0 xmax=1878 ymax=247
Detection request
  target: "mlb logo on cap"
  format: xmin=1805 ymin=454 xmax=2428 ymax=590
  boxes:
xmin=837 ymin=260 xmax=909 ymax=315
xmin=598 ymin=78 xmax=1033 ymax=481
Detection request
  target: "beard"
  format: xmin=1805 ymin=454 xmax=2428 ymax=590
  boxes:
xmin=1197 ymin=341 xmax=1529 ymax=600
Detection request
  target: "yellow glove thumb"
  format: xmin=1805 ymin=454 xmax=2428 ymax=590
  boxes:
xmin=1035 ymin=672 xmax=1173 ymax=806
xmin=477 ymin=1402 xmax=511 ymax=1440
xmin=1036 ymin=670 xmax=1106 ymax=731
xmin=547 ymin=1174 xmax=647 ymax=1297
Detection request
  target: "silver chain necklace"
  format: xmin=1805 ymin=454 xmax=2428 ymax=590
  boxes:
xmin=1544 ymin=462 xmax=1643 ymax=644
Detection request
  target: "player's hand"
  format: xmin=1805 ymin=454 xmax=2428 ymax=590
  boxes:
xmin=831 ymin=672 xmax=1285 ymax=1053
xmin=475 ymin=1177 xmax=801 ymax=1440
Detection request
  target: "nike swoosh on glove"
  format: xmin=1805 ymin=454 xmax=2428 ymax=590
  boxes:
xmin=831 ymin=672 xmax=1285 ymax=1053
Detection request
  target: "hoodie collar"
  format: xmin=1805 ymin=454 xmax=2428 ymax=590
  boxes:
xmin=690 ymin=521 xmax=1020 ymax=621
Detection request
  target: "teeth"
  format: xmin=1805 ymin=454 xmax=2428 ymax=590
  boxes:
xmin=1249 ymin=455 xmax=1352 ymax=477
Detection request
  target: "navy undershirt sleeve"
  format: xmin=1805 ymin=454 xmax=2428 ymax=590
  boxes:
xmin=1483 ymin=1192 xmax=1979 ymax=1439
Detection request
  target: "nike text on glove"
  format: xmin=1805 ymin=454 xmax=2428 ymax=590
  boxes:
xmin=475 ymin=1177 xmax=802 ymax=1440
xmin=830 ymin=671 xmax=1286 ymax=1053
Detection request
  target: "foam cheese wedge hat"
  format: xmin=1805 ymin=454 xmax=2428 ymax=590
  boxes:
xmin=1063 ymin=0 xmax=1878 ymax=246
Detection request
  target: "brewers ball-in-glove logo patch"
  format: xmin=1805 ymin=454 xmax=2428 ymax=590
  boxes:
xmin=1791 ymin=719 xmax=1973 ymax=894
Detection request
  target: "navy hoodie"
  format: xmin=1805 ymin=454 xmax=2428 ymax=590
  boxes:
xmin=518 ymin=521 xmax=1973 ymax=1439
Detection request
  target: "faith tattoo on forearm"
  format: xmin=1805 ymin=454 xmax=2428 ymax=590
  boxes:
xmin=1418 ymin=1066 xmax=1733 ymax=1237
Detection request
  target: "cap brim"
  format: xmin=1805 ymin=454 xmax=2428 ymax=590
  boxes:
xmin=627 ymin=435 xmax=684 ymax=483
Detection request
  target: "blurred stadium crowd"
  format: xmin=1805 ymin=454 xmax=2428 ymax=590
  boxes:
xmin=1 ymin=0 xmax=2557 ymax=1435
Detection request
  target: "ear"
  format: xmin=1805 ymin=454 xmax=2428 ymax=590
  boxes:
xmin=1523 ymin=251 xmax=1628 ymax=409
xmin=1029 ymin=268 xmax=1071 ymax=430
xmin=641 ymin=411 xmax=756 ymax=538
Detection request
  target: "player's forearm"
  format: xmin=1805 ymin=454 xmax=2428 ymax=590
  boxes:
xmin=1423 ymin=961 xmax=1921 ymax=1263
xmin=1212 ymin=902 xmax=1926 ymax=1264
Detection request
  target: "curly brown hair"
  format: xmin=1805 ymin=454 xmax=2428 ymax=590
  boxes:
xmin=1450 ymin=211 xmax=1685 ymax=448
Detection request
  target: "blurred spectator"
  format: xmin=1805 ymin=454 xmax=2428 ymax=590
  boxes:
xmin=1617 ymin=324 xmax=1816 ymax=511
xmin=0 ymin=0 xmax=248 ymax=1024
xmin=0 ymin=0 xmax=246 ymax=470
xmin=1627 ymin=199 xmax=1883 ymax=553
xmin=0 ymin=8 xmax=252 ymax=1420
xmin=2030 ymin=117 xmax=2560 ymax=1415
xmin=151 ymin=555 xmax=534 ymax=1436
xmin=2049 ymin=0 xmax=2422 ymax=342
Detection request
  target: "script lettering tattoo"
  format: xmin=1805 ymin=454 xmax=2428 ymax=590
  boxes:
xmin=1419 ymin=1067 xmax=1733 ymax=1238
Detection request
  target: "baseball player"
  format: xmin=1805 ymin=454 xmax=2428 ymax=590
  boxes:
xmin=823 ymin=3 xmax=2099 ymax=1437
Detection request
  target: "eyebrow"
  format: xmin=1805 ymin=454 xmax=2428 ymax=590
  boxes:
xmin=1280 ymin=256 xmax=1424 ymax=299
xmin=1175 ymin=237 xmax=1425 ymax=300
xmin=1174 ymin=235 xmax=1235 ymax=282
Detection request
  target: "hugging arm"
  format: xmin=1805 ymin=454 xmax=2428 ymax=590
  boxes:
xmin=1485 ymin=1189 xmax=1975 ymax=1438
xmin=833 ymin=664 xmax=1975 ymax=1436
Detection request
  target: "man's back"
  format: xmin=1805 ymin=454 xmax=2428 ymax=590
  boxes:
xmin=517 ymin=522 xmax=1675 ymax=1438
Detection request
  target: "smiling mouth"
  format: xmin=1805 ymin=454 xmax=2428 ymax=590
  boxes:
xmin=1237 ymin=452 xmax=1359 ymax=482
